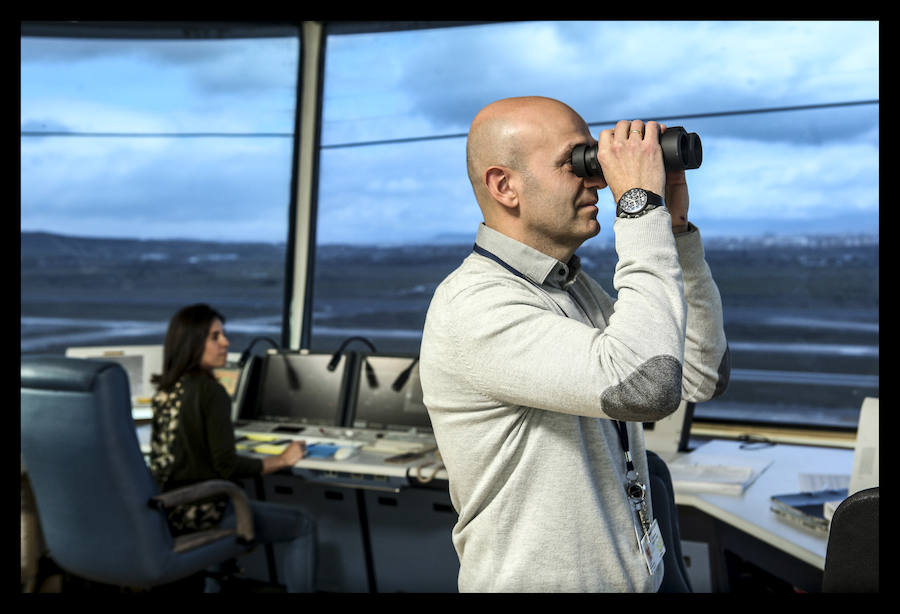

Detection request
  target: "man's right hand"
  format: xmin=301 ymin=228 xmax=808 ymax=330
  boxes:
xmin=594 ymin=119 xmax=666 ymax=204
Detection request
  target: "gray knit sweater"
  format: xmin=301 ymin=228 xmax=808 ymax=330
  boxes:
xmin=419 ymin=207 xmax=729 ymax=592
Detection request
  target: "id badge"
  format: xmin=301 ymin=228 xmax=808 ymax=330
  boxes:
xmin=639 ymin=519 xmax=666 ymax=575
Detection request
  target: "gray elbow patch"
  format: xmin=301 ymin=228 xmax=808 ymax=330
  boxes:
xmin=602 ymin=355 xmax=683 ymax=421
xmin=713 ymin=345 xmax=731 ymax=398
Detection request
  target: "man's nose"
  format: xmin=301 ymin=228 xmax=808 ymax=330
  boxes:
xmin=583 ymin=173 xmax=607 ymax=190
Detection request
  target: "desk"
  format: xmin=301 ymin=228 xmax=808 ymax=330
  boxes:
xmin=670 ymin=440 xmax=854 ymax=591
xmin=136 ymin=421 xmax=449 ymax=488
xmin=136 ymin=422 xmax=457 ymax=592
xmin=137 ymin=423 xmax=851 ymax=592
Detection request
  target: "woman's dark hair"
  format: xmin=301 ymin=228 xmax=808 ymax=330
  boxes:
xmin=151 ymin=303 xmax=226 ymax=391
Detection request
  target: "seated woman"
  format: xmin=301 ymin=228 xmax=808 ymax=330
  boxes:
xmin=149 ymin=303 xmax=316 ymax=592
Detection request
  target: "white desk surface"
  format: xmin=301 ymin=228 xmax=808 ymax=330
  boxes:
xmin=136 ymin=423 xmax=448 ymax=482
xmin=671 ymin=439 xmax=854 ymax=570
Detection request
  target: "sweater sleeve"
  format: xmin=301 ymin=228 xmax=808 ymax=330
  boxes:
xmin=674 ymin=224 xmax=731 ymax=401
xmin=432 ymin=207 xmax=687 ymax=423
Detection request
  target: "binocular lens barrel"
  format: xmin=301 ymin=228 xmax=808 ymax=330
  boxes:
xmin=571 ymin=126 xmax=702 ymax=178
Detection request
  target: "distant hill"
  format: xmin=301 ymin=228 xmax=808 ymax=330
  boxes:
xmin=20 ymin=231 xmax=287 ymax=266
xmin=20 ymin=227 xmax=877 ymax=269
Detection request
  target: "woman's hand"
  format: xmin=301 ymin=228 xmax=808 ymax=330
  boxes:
xmin=262 ymin=440 xmax=307 ymax=474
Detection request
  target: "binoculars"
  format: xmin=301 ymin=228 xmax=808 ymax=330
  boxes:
xmin=571 ymin=126 xmax=702 ymax=178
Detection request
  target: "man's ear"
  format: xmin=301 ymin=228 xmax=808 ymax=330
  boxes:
xmin=484 ymin=166 xmax=520 ymax=210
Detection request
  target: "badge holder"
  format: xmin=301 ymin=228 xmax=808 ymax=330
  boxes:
xmin=625 ymin=461 xmax=666 ymax=575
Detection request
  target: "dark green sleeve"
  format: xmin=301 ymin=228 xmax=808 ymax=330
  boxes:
xmin=201 ymin=377 xmax=264 ymax=479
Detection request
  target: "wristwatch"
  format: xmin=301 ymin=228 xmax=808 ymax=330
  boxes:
xmin=616 ymin=188 xmax=664 ymax=219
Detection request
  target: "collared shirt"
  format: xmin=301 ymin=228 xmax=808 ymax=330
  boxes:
xmin=471 ymin=224 xmax=599 ymax=327
xmin=420 ymin=209 xmax=729 ymax=592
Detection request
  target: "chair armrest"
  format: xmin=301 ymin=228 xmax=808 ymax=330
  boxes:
xmin=149 ymin=479 xmax=255 ymax=544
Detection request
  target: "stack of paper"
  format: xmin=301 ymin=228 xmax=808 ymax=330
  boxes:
xmin=668 ymin=451 xmax=774 ymax=496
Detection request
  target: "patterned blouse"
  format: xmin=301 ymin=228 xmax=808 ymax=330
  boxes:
xmin=149 ymin=377 xmax=228 ymax=535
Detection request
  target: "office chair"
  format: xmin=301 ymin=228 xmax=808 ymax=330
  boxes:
xmin=20 ymin=355 xmax=257 ymax=590
xmin=822 ymin=486 xmax=879 ymax=593
xmin=646 ymin=450 xmax=693 ymax=593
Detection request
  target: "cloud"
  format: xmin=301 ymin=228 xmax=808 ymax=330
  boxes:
xmin=349 ymin=21 xmax=880 ymax=145
xmin=20 ymin=22 xmax=879 ymax=244
xmin=21 ymin=35 xmax=299 ymax=102
xmin=21 ymin=135 xmax=295 ymax=241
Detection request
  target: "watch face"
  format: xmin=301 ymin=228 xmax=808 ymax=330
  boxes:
xmin=620 ymin=189 xmax=648 ymax=214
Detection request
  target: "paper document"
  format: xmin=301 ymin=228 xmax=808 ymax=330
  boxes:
xmin=668 ymin=448 xmax=774 ymax=495
xmin=798 ymin=473 xmax=850 ymax=492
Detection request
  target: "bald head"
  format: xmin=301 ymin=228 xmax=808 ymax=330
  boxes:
xmin=466 ymin=96 xmax=584 ymax=211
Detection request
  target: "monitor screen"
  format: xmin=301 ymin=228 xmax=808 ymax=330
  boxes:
xmin=350 ymin=355 xmax=431 ymax=431
xmin=65 ymin=345 xmax=162 ymax=406
xmin=251 ymin=352 xmax=349 ymax=426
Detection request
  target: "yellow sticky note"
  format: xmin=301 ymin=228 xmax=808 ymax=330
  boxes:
xmin=253 ymin=444 xmax=289 ymax=455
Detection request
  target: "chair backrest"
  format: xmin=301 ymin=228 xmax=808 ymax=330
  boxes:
xmin=20 ymin=355 xmax=175 ymax=585
xmin=823 ymin=486 xmax=879 ymax=592
xmin=646 ymin=450 xmax=693 ymax=593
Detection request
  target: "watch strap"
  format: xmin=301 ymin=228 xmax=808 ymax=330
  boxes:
xmin=616 ymin=189 xmax=664 ymax=219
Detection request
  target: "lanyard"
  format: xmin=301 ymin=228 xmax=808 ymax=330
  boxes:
xmin=472 ymin=244 xmax=571 ymax=317
xmin=472 ymin=243 xmax=585 ymax=319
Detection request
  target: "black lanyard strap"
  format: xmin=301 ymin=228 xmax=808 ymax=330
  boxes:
xmin=615 ymin=420 xmax=636 ymax=476
xmin=473 ymin=243 xmax=575 ymax=318
xmin=473 ymin=244 xmax=531 ymax=282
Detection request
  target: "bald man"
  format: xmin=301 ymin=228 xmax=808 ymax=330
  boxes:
xmin=419 ymin=97 xmax=730 ymax=592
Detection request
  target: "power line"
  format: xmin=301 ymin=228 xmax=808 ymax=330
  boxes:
xmin=322 ymin=99 xmax=879 ymax=149
xmin=20 ymin=99 xmax=878 ymax=146
xmin=19 ymin=130 xmax=293 ymax=138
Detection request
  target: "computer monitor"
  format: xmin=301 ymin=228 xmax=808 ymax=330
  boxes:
xmin=348 ymin=354 xmax=431 ymax=432
xmin=249 ymin=351 xmax=351 ymax=427
xmin=65 ymin=345 xmax=163 ymax=408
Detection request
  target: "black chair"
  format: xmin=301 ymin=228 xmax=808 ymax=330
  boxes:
xmin=646 ymin=450 xmax=693 ymax=593
xmin=823 ymin=486 xmax=879 ymax=593
xmin=20 ymin=355 xmax=257 ymax=590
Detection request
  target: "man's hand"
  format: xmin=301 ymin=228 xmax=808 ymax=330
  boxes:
xmin=596 ymin=120 xmax=690 ymax=231
xmin=664 ymin=165 xmax=690 ymax=232
xmin=595 ymin=119 xmax=665 ymax=204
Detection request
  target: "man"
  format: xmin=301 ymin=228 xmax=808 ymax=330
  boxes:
xmin=419 ymin=96 xmax=729 ymax=592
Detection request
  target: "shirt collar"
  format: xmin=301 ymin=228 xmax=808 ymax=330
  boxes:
xmin=474 ymin=224 xmax=581 ymax=289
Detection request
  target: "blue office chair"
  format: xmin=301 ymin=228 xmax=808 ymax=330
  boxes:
xmin=823 ymin=486 xmax=879 ymax=593
xmin=20 ymin=355 xmax=257 ymax=590
xmin=646 ymin=450 xmax=693 ymax=593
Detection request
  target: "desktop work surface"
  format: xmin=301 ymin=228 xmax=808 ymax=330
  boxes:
xmin=136 ymin=427 xmax=847 ymax=563
xmin=670 ymin=439 xmax=854 ymax=586
xmin=137 ymin=420 xmax=448 ymax=490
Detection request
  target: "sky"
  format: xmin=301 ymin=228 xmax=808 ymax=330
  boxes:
xmin=20 ymin=20 xmax=879 ymax=245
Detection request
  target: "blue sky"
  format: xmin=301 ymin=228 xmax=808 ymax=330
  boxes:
xmin=20 ymin=21 xmax=879 ymax=244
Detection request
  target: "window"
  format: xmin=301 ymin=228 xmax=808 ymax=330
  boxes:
xmin=20 ymin=21 xmax=879 ymax=432
xmin=311 ymin=21 xmax=878 ymax=429
xmin=20 ymin=25 xmax=301 ymax=356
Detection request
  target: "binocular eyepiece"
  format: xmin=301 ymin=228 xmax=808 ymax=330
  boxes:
xmin=571 ymin=126 xmax=702 ymax=179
